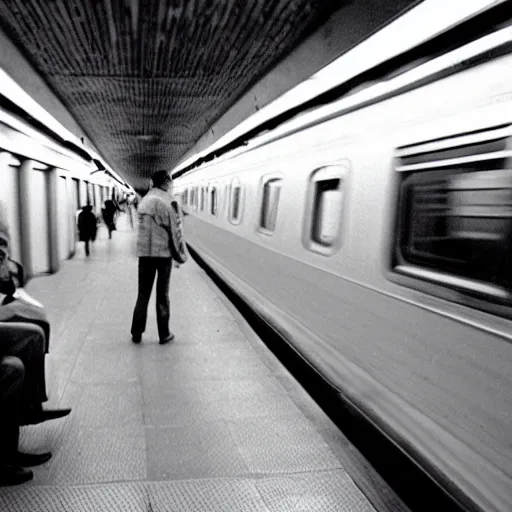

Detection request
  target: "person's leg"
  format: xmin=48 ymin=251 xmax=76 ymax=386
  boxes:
xmin=85 ymin=239 xmax=90 ymax=256
xmin=0 ymin=322 xmax=71 ymax=425
xmin=0 ymin=356 xmax=52 ymax=486
xmin=0 ymin=356 xmax=33 ymax=486
xmin=0 ymin=322 xmax=47 ymax=405
xmin=130 ymin=258 xmax=157 ymax=342
xmin=0 ymin=356 xmax=24 ymax=465
xmin=155 ymin=258 xmax=173 ymax=343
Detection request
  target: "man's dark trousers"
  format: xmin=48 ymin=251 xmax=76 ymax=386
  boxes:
xmin=131 ymin=257 xmax=172 ymax=340
xmin=0 ymin=323 xmax=47 ymax=405
xmin=0 ymin=355 xmax=24 ymax=462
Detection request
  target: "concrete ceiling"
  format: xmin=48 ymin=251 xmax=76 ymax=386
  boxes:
xmin=0 ymin=0 xmax=419 ymax=191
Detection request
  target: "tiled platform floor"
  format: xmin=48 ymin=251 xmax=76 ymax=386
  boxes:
xmin=0 ymin=212 xmax=409 ymax=511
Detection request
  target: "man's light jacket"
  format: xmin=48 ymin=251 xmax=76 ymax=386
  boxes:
xmin=136 ymin=188 xmax=178 ymax=258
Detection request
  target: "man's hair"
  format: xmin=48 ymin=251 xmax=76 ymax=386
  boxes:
xmin=151 ymin=170 xmax=171 ymax=187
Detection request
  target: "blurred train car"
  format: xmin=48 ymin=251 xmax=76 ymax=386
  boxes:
xmin=173 ymin=8 xmax=512 ymax=512
xmin=0 ymin=103 xmax=126 ymax=277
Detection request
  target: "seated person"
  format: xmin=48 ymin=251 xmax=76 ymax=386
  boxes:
xmin=0 ymin=355 xmax=52 ymax=486
xmin=0 ymin=204 xmax=70 ymax=422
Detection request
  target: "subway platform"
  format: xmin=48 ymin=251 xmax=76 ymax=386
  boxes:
xmin=0 ymin=212 xmax=408 ymax=511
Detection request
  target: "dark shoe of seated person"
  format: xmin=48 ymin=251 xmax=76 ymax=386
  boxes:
xmin=19 ymin=404 xmax=72 ymax=426
xmin=159 ymin=332 xmax=175 ymax=345
xmin=0 ymin=464 xmax=33 ymax=486
xmin=16 ymin=451 xmax=52 ymax=467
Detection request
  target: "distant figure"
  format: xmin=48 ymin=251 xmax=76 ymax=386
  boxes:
xmin=130 ymin=170 xmax=185 ymax=345
xmin=101 ymin=200 xmax=117 ymax=239
xmin=77 ymin=205 xmax=97 ymax=256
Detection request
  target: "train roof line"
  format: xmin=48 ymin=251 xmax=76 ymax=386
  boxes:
xmin=172 ymin=0 xmax=512 ymax=180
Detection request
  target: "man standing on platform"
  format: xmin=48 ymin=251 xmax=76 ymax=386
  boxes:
xmin=130 ymin=170 xmax=179 ymax=345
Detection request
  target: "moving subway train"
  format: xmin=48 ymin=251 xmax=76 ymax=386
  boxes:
xmin=173 ymin=10 xmax=512 ymax=512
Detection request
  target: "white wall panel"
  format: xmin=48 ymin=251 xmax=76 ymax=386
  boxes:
xmin=0 ymin=152 xmax=21 ymax=261
xmin=69 ymin=178 xmax=79 ymax=252
xmin=28 ymin=167 xmax=50 ymax=273
xmin=57 ymin=176 xmax=69 ymax=261
xmin=79 ymin=180 xmax=87 ymax=207
xmin=93 ymin=184 xmax=101 ymax=215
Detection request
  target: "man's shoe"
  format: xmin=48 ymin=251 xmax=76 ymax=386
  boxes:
xmin=0 ymin=464 xmax=33 ymax=486
xmin=132 ymin=334 xmax=142 ymax=344
xmin=19 ymin=407 xmax=72 ymax=426
xmin=159 ymin=333 xmax=175 ymax=345
xmin=16 ymin=451 xmax=52 ymax=467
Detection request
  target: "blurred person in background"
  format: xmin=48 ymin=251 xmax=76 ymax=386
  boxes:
xmin=77 ymin=204 xmax=97 ymax=256
xmin=101 ymin=199 xmax=118 ymax=239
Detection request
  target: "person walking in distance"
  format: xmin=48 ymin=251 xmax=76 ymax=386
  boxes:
xmin=101 ymin=200 xmax=117 ymax=239
xmin=77 ymin=204 xmax=97 ymax=256
xmin=130 ymin=171 xmax=180 ymax=345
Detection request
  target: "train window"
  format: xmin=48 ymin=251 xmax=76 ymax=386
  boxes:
xmin=229 ymin=178 xmax=243 ymax=224
xmin=303 ymin=165 xmax=349 ymax=255
xmin=313 ymin=182 xmax=341 ymax=245
xmin=210 ymin=186 xmax=218 ymax=215
xmin=393 ymin=125 xmax=512 ymax=310
xmin=260 ymin=177 xmax=282 ymax=232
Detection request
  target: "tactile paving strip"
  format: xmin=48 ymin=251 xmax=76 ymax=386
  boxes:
xmin=0 ymin=483 xmax=147 ymax=512
xmin=147 ymin=479 xmax=267 ymax=512
xmin=256 ymin=470 xmax=375 ymax=512
xmin=47 ymin=425 xmax=147 ymax=485
xmin=0 ymin=474 xmax=377 ymax=512
xmin=229 ymin=415 xmax=342 ymax=474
